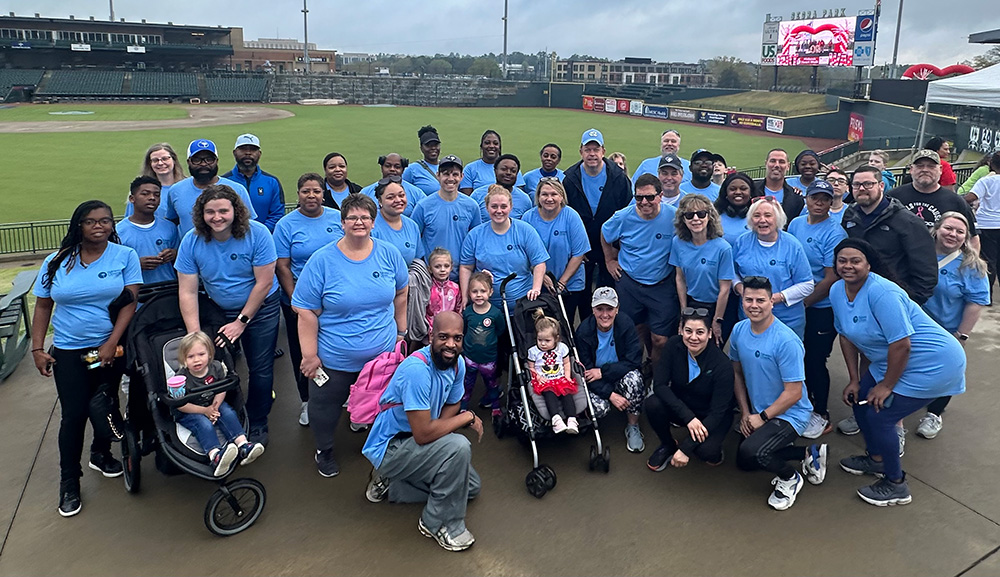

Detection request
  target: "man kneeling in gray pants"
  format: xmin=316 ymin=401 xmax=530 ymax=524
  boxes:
xmin=361 ymin=311 xmax=483 ymax=551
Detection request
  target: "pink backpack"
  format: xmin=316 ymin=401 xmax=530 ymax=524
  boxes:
xmin=348 ymin=340 xmax=408 ymax=426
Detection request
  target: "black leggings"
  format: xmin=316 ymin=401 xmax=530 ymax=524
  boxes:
xmin=926 ymin=396 xmax=951 ymax=416
xmin=803 ymin=307 xmax=837 ymax=416
xmin=52 ymin=347 xmax=124 ymax=486
xmin=980 ymin=228 xmax=1000 ymax=299
xmin=307 ymin=368 xmax=358 ymax=453
xmin=280 ymin=302 xmax=309 ymax=402
xmin=542 ymin=391 xmax=577 ymax=420
xmin=737 ymin=418 xmax=805 ymax=480
xmin=644 ymin=394 xmax=729 ymax=463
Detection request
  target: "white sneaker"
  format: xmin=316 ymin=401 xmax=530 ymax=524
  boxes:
xmin=350 ymin=422 xmax=370 ymax=432
xmin=897 ymin=424 xmax=906 ymax=457
xmin=565 ymin=417 xmax=579 ymax=435
xmin=837 ymin=414 xmax=860 ymax=435
xmin=551 ymin=414 xmax=567 ymax=434
xmin=802 ymin=443 xmax=827 ymax=485
xmin=916 ymin=412 xmax=943 ymax=439
xmin=801 ymin=412 xmax=830 ymax=439
xmin=768 ymin=471 xmax=804 ymax=511
xmin=298 ymin=401 xmax=309 ymax=426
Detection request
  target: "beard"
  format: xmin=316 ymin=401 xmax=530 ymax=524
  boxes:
xmin=191 ymin=165 xmax=218 ymax=184
xmin=430 ymin=347 xmax=459 ymax=370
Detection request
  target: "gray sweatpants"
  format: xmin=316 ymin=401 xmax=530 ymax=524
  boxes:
xmin=378 ymin=433 xmax=481 ymax=537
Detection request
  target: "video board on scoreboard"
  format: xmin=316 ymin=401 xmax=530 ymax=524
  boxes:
xmin=777 ymin=17 xmax=855 ymax=66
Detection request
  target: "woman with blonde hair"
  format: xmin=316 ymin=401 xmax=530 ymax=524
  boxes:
xmin=125 ymin=143 xmax=186 ymax=217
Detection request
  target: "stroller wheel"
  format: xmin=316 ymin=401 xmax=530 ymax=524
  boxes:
xmin=121 ymin=424 xmax=141 ymax=494
xmin=589 ymin=445 xmax=610 ymax=473
xmin=205 ymin=478 xmax=267 ymax=536
xmin=588 ymin=445 xmax=598 ymax=471
xmin=538 ymin=465 xmax=557 ymax=490
xmin=601 ymin=446 xmax=611 ymax=473
xmin=525 ymin=468 xmax=550 ymax=499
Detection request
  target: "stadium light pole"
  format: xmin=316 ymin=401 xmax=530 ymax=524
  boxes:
xmin=302 ymin=0 xmax=311 ymax=74
xmin=889 ymin=0 xmax=903 ymax=78
xmin=502 ymin=0 xmax=508 ymax=78
xmin=109 ymin=0 xmax=114 ymax=21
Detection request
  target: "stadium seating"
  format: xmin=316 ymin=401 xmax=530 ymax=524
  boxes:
xmin=38 ymin=70 xmax=125 ymax=96
xmin=0 ymin=69 xmax=44 ymax=98
xmin=131 ymin=72 xmax=198 ymax=97
xmin=205 ymin=76 xmax=269 ymax=102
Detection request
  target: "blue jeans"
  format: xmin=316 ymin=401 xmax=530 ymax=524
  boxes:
xmin=853 ymin=370 xmax=930 ymax=481
xmin=226 ymin=291 xmax=280 ymax=430
xmin=176 ymin=402 xmax=244 ymax=453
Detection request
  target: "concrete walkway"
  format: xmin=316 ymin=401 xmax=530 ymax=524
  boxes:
xmin=1 ymin=306 xmax=999 ymax=576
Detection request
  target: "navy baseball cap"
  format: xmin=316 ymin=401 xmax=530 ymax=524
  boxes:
xmin=690 ymin=148 xmax=715 ymax=163
xmin=438 ymin=154 xmax=463 ymax=170
xmin=658 ymin=154 xmax=683 ymax=171
xmin=187 ymin=139 xmax=217 ymax=159
xmin=806 ymin=180 xmax=835 ymax=197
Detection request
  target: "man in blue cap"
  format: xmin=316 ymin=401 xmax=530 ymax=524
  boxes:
xmin=223 ymin=133 xmax=286 ymax=232
xmin=563 ymin=128 xmax=632 ymax=316
xmin=164 ymin=138 xmax=258 ymax=236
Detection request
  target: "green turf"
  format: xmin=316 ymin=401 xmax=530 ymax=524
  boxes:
xmin=0 ymin=103 xmax=189 ymax=122
xmin=673 ymin=92 xmax=833 ymax=116
xmin=0 ymin=105 xmax=812 ymax=223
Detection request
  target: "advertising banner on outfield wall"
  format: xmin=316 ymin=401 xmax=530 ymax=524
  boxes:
xmin=848 ymin=113 xmax=864 ymax=142
xmin=617 ymin=99 xmax=630 ymax=113
xmin=730 ymin=113 xmax=767 ymax=131
xmin=643 ymin=105 xmax=669 ymax=119
xmin=583 ymin=96 xmax=594 ymax=111
xmin=670 ymin=108 xmax=698 ymax=122
xmin=630 ymin=100 xmax=644 ymax=116
xmin=697 ymin=111 xmax=729 ymax=126
xmin=593 ymin=97 xmax=605 ymax=113
xmin=605 ymin=98 xmax=617 ymax=113
xmin=766 ymin=117 xmax=785 ymax=134
xmin=969 ymin=125 xmax=1000 ymax=153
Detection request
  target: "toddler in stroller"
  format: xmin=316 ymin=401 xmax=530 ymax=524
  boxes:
xmin=526 ymin=309 xmax=579 ymax=435
xmin=172 ymin=331 xmax=264 ymax=477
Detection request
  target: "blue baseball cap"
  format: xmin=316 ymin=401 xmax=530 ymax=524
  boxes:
xmin=806 ymin=179 xmax=835 ymax=197
xmin=690 ymin=148 xmax=715 ymax=163
xmin=581 ymin=128 xmax=604 ymax=146
xmin=187 ymin=139 xmax=218 ymax=159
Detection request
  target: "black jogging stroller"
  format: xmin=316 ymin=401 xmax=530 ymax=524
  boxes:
xmin=120 ymin=282 xmax=266 ymax=536
xmin=493 ymin=273 xmax=609 ymax=499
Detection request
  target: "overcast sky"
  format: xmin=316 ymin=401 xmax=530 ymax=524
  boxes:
xmin=7 ymin=0 xmax=993 ymax=66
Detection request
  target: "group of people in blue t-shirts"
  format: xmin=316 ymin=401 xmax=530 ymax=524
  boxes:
xmin=28 ymin=124 xmax=989 ymax=549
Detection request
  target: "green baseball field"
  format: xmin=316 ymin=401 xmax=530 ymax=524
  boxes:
xmin=0 ymin=103 xmax=815 ymax=223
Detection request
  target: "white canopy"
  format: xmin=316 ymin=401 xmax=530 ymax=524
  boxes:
xmin=925 ymin=63 xmax=1000 ymax=109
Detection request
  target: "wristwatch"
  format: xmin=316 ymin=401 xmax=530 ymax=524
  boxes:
xmin=957 ymin=333 xmax=969 ymax=341
xmin=714 ymin=317 xmax=724 ymax=324
xmin=759 ymin=410 xmax=770 ymax=422
xmin=237 ymin=313 xmax=251 ymax=324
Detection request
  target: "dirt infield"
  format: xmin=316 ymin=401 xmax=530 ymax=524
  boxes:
xmin=0 ymin=105 xmax=294 ymax=133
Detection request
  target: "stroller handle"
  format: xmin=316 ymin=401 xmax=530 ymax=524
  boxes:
xmin=498 ymin=273 xmax=518 ymax=297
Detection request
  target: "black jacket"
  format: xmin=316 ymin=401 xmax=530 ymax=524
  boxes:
xmin=575 ymin=313 xmax=642 ymax=399
xmin=563 ymin=159 xmax=633 ymax=262
xmin=322 ymin=179 xmax=363 ymax=209
xmin=653 ymin=335 xmax=735 ymax=455
xmin=754 ymin=179 xmax=804 ymax=229
xmin=842 ymin=197 xmax=938 ymax=304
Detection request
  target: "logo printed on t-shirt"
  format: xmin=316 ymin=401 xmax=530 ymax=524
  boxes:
xmin=769 ymin=259 xmax=776 ymax=265
xmin=326 ymin=227 xmax=334 ymax=233
xmin=553 ymin=230 xmax=560 ymax=236
xmin=156 ymin=239 xmax=164 ymax=246
xmin=230 ymin=254 xmax=238 ymax=260
xmin=372 ymin=271 xmax=381 ymax=278
xmin=98 ymin=272 xmax=108 ymax=279
xmin=655 ymin=233 xmax=663 ymax=239
xmin=483 ymin=317 xmax=492 ymax=328
xmin=754 ymin=350 xmax=761 ymax=357
xmin=700 ymin=257 xmax=707 ymax=264
xmin=452 ymin=215 xmax=460 ymax=221
xmin=257 ymin=187 xmax=264 ymax=196
xmin=852 ymin=315 xmax=869 ymax=323
xmin=507 ymin=244 xmax=513 ymax=251
xmin=807 ymin=237 xmax=813 ymax=243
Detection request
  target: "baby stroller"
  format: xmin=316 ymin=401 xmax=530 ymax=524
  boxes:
xmin=494 ymin=273 xmax=609 ymax=499
xmin=121 ymin=282 xmax=266 ymax=536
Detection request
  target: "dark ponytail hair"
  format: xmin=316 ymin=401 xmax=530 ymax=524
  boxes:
xmin=42 ymin=200 xmax=119 ymax=289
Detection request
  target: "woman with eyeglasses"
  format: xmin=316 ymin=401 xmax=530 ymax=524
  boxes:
xmin=321 ymin=152 xmax=363 ymax=209
xmin=670 ymin=194 xmax=734 ymax=345
xmin=274 ymin=173 xmax=345 ymax=427
xmin=914 ymin=212 xmax=989 ymax=440
xmin=293 ymin=194 xmax=408 ymax=478
xmin=644 ymin=307 xmax=735 ymax=471
xmin=831 ymin=238 xmax=966 ymax=506
xmin=521 ymin=178 xmax=591 ymax=322
xmin=125 ymin=143 xmax=186 ymax=217
xmin=31 ymin=201 xmax=142 ymax=517
xmin=732 ymin=197 xmax=814 ymax=340
xmin=176 ymin=185 xmax=281 ymax=446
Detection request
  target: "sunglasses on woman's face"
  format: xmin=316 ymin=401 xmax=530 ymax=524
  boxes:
xmin=682 ymin=210 xmax=708 ymax=220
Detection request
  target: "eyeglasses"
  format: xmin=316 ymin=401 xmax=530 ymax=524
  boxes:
xmin=377 ymin=175 xmax=402 ymax=186
xmin=80 ymin=217 xmax=114 ymax=227
xmin=538 ymin=176 xmax=561 ymax=184
xmin=343 ymin=215 xmax=374 ymax=223
xmin=851 ymin=181 xmax=880 ymax=191
xmin=189 ymin=156 xmax=216 ymax=166
xmin=150 ymin=156 xmax=172 ymax=164
xmin=634 ymin=194 xmax=659 ymax=203
xmin=681 ymin=307 xmax=709 ymax=318
xmin=826 ymin=177 xmax=848 ymax=185
xmin=682 ymin=210 xmax=708 ymax=220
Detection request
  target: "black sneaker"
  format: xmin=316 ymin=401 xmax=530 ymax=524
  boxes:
xmin=315 ymin=449 xmax=340 ymax=478
xmin=58 ymin=482 xmax=81 ymax=518
xmin=647 ymin=444 xmax=671 ymax=472
xmin=249 ymin=425 xmax=270 ymax=448
xmin=89 ymin=451 xmax=123 ymax=478
xmin=858 ymin=475 xmax=912 ymax=506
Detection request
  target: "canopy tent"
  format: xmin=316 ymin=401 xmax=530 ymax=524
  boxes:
xmin=918 ymin=63 xmax=1000 ymax=146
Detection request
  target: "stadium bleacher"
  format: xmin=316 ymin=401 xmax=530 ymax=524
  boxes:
xmin=37 ymin=70 xmax=125 ymax=96
xmin=205 ymin=76 xmax=268 ymax=102
xmin=130 ymin=72 xmax=198 ymax=98
xmin=0 ymin=69 xmax=44 ymax=99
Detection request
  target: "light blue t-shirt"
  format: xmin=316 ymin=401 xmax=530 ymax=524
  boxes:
xmin=523 ymin=168 xmax=564 ymax=200
xmin=174 ymin=220 xmax=279 ymax=311
xmin=923 ymin=254 xmax=990 ymax=333
xmin=601 ymin=204 xmax=677 ymax=285
xmin=123 ymin=182 xmax=172 ymax=219
xmin=470 ymin=185 xmax=534 ymax=222
xmin=411 ymin=192 xmax=482 ymax=279
xmin=595 ymin=327 xmax=617 ymax=367
xmin=733 ymin=231 xmax=813 ymax=339
xmin=460 ymin=159 xmax=525 ymax=191
xmin=115 ymin=217 xmax=179 ymax=284
xmin=581 ymin=164 xmax=607 ymax=215
xmin=33 ymin=243 xmax=143 ymax=349
xmin=831 ymin=273 xmax=967 ymax=399
xmin=679 ymin=181 xmax=721 ymax=202
xmin=324 ymin=182 xmax=352 ymax=209
xmin=669 ymin=237 xmax=735 ymax=303
xmin=762 ymin=184 xmax=785 ymax=204
xmin=799 ymin=204 xmax=848 ymax=225
xmin=358 ymin=179 xmax=424 ymax=218
xmin=372 ymin=213 xmax=424 ymax=264
xmin=520 ymin=206 xmax=591 ymax=292
xmin=787 ymin=215 xmax=848 ymax=309
xmin=728 ymin=318 xmax=812 ymax=435
xmin=720 ymin=212 xmax=751 ymax=247
xmin=632 ymin=156 xmax=691 ymax=186
xmin=164 ymin=177 xmax=258 ymax=237
xmin=292 ymin=238 xmax=408 ymax=372
xmin=687 ymin=352 xmax=701 ymax=382
xmin=402 ymin=161 xmax=440 ymax=196
xmin=361 ymin=348 xmax=465 ymax=469
xmin=784 ymin=176 xmax=819 ymax=195
xmin=460 ymin=219 xmax=550 ymax=306
xmin=272 ymin=208 xmax=344 ymax=280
